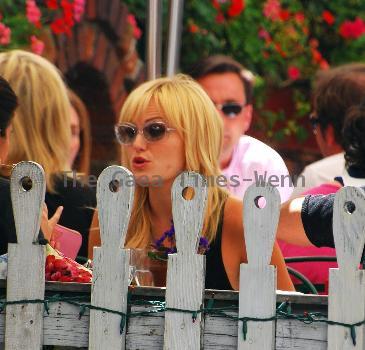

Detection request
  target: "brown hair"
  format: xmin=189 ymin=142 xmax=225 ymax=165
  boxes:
xmin=343 ymin=102 xmax=365 ymax=172
xmin=68 ymin=90 xmax=92 ymax=176
xmin=312 ymin=63 xmax=365 ymax=146
xmin=188 ymin=55 xmax=254 ymax=104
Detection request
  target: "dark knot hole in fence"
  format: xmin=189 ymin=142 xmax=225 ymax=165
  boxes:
xmin=254 ymin=195 xmax=267 ymax=209
xmin=109 ymin=179 xmax=120 ymax=193
xmin=344 ymin=201 xmax=356 ymax=214
xmin=20 ymin=176 xmax=33 ymax=192
xmin=182 ymin=186 xmax=195 ymax=201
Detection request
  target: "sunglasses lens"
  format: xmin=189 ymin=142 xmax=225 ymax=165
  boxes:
xmin=144 ymin=122 xmax=167 ymax=141
xmin=309 ymin=113 xmax=319 ymax=129
xmin=115 ymin=124 xmax=136 ymax=144
xmin=222 ymin=103 xmax=243 ymax=117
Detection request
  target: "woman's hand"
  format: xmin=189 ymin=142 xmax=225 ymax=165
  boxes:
xmin=41 ymin=204 xmax=63 ymax=249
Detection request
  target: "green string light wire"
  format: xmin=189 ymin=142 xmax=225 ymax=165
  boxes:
xmin=0 ymin=295 xmax=361 ymax=345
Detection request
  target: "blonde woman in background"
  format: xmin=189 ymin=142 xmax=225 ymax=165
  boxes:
xmin=88 ymin=74 xmax=294 ymax=291
xmin=68 ymin=90 xmax=92 ymax=176
xmin=0 ymin=50 xmax=96 ymax=258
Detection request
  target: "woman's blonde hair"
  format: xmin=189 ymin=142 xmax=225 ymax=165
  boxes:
xmin=68 ymin=90 xmax=92 ymax=176
xmin=0 ymin=50 xmax=71 ymax=192
xmin=119 ymin=74 xmax=229 ymax=247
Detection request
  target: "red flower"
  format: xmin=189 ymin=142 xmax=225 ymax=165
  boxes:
xmin=227 ymin=0 xmax=245 ymax=18
xmin=46 ymin=0 xmax=58 ymax=10
xmin=0 ymin=22 xmax=11 ymax=45
xmin=30 ymin=35 xmax=45 ymax=55
xmin=294 ymin=12 xmax=305 ymax=24
xmin=311 ymin=48 xmax=323 ymax=63
xmin=26 ymin=0 xmax=41 ymax=27
xmin=215 ymin=12 xmax=225 ymax=24
xmin=50 ymin=17 xmax=71 ymax=36
xmin=127 ymin=14 xmax=142 ymax=39
xmin=258 ymin=28 xmax=271 ymax=42
xmin=263 ymin=0 xmax=281 ymax=21
xmin=287 ymin=66 xmax=301 ymax=80
xmin=339 ymin=17 xmax=365 ymax=39
xmin=274 ymin=42 xmax=286 ymax=57
xmin=319 ymin=59 xmax=330 ymax=70
xmin=322 ymin=10 xmax=335 ymax=26
xmin=189 ymin=23 xmax=199 ymax=33
xmin=279 ymin=9 xmax=290 ymax=21
xmin=73 ymin=0 xmax=85 ymax=22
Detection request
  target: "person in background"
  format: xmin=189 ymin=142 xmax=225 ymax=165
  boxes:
xmin=278 ymin=97 xmax=365 ymax=251
xmin=88 ymin=74 xmax=294 ymax=291
xmin=189 ymin=55 xmax=293 ymax=203
xmin=0 ymin=50 xmax=96 ymax=258
xmin=0 ymin=75 xmax=61 ymax=253
xmin=68 ymin=90 xmax=92 ymax=176
xmin=290 ymin=63 xmax=365 ymax=198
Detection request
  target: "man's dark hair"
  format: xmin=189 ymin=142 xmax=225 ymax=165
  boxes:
xmin=313 ymin=63 xmax=365 ymax=146
xmin=0 ymin=76 xmax=17 ymax=137
xmin=188 ymin=55 xmax=254 ymax=104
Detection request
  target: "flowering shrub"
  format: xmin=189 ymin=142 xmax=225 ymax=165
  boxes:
xmin=125 ymin=0 xmax=365 ymax=144
xmin=0 ymin=0 xmax=86 ymax=56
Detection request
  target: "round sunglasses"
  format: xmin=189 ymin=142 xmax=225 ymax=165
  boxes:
xmin=115 ymin=121 xmax=176 ymax=145
xmin=215 ymin=102 xmax=246 ymax=118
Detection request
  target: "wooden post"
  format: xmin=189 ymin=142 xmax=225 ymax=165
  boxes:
xmin=328 ymin=186 xmax=365 ymax=349
xmin=5 ymin=161 xmax=46 ymax=349
xmin=89 ymin=166 xmax=134 ymax=350
xmin=238 ymin=183 xmax=279 ymax=350
xmin=164 ymin=171 xmax=208 ymax=350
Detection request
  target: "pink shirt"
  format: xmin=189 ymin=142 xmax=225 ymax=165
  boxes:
xmin=279 ymin=183 xmax=340 ymax=293
xmin=221 ymin=136 xmax=293 ymax=203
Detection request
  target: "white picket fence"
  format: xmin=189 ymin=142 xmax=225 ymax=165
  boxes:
xmin=1 ymin=161 xmax=365 ymax=349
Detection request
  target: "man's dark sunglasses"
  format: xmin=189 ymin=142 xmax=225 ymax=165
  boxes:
xmin=215 ymin=102 xmax=246 ymax=118
xmin=309 ymin=113 xmax=320 ymax=130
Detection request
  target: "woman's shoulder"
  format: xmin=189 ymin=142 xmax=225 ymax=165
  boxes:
xmin=222 ymin=196 xmax=244 ymax=238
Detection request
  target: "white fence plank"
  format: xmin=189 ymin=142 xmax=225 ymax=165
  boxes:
xmin=5 ymin=161 xmax=46 ymax=349
xmin=238 ymin=183 xmax=280 ymax=350
xmin=89 ymin=166 xmax=134 ymax=350
xmin=164 ymin=172 xmax=208 ymax=350
xmin=328 ymin=186 xmax=365 ymax=350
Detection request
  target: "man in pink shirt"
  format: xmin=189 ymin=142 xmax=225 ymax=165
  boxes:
xmin=189 ymin=55 xmax=293 ymax=202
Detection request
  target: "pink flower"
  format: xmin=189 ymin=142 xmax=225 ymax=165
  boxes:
xmin=127 ymin=14 xmax=142 ymax=39
xmin=30 ymin=35 xmax=45 ymax=55
xmin=258 ymin=28 xmax=271 ymax=42
xmin=73 ymin=0 xmax=85 ymax=22
xmin=26 ymin=0 xmax=41 ymax=26
xmin=287 ymin=66 xmax=301 ymax=80
xmin=0 ymin=23 xmax=11 ymax=45
xmin=339 ymin=17 xmax=365 ymax=39
xmin=263 ymin=0 xmax=281 ymax=21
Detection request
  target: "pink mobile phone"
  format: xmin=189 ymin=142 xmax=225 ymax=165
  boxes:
xmin=53 ymin=224 xmax=82 ymax=260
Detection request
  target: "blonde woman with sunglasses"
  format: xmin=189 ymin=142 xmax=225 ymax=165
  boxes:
xmin=88 ymin=74 xmax=294 ymax=291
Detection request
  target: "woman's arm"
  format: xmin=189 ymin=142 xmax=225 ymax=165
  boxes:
xmin=277 ymin=196 xmax=313 ymax=247
xmin=222 ymin=197 xmax=295 ymax=291
xmin=87 ymin=210 xmax=100 ymax=259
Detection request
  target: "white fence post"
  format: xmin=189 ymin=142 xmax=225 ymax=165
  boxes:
xmin=89 ymin=166 xmax=134 ymax=350
xmin=238 ymin=183 xmax=279 ymax=350
xmin=164 ymin=171 xmax=208 ymax=350
xmin=5 ymin=161 xmax=46 ymax=349
xmin=328 ymin=186 xmax=365 ymax=349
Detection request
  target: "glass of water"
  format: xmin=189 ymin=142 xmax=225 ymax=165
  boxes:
xmin=129 ymin=248 xmax=154 ymax=286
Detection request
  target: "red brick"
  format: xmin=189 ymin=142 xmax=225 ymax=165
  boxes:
xmin=92 ymin=33 xmax=109 ymax=70
xmin=85 ymin=0 xmax=96 ymax=20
